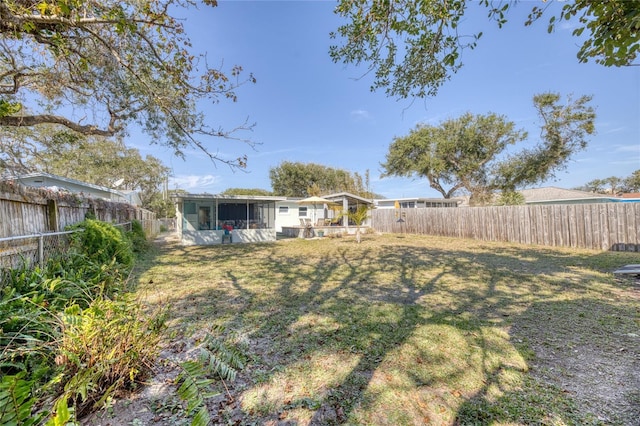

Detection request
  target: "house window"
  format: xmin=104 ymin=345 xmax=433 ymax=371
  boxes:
xmin=184 ymin=202 xmax=196 ymax=214
xmin=299 ymin=207 xmax=307 ymax=217
xmin=279 ymin=206 xmax=289 ymax=214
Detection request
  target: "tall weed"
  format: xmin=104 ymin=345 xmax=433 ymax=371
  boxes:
xmin=54 ymin=296 xmax=166 ymax=417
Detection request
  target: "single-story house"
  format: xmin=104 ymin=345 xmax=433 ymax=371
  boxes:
xmin=173 ymin=193 xmax=285 ymax=245
xmin=175 ymin=192 xmax=376 ymax=244
xmin=6 ymin=172 xmax=140 ymax=205
xmin=375 ymin=197 xmax=460 ymax=209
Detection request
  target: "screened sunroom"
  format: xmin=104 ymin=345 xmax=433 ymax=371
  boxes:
xmin=173 ymin=194 xmax=285 ymax=245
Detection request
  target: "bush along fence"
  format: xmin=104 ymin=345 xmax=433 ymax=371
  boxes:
xmin=0 ymin=180 xmax=160 ymax=272
xmin=372 ymin=203 xmax=640 ymax=251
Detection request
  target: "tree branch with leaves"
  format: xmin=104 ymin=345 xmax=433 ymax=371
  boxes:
xmin=0 ymin=0 xmax=256 ymax=168
xmin=331 ymin=0 xmax=639 ymax=99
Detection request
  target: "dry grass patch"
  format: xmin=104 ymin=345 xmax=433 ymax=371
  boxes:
xmin=127 ymin=233 xmax=640 ymax=425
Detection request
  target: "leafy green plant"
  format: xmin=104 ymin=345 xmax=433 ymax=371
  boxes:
xmin=342 ymin=205 xmax=370 ymax=243
xmin=0 ymin=373 xmax=46 ymax=426
xmin=1 ymin=218 xmax=155 ymax=424
xmin=67 ymin=219 xmax=134 ymax=267
xmin=127 ymin=220 xmax=150 ymax=255
xmin=175 ymin=333 xmax=247 ymax=426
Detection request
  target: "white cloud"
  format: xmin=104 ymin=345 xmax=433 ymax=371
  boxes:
xmin=601 ymin=126 xmax=626 ymax=135
xmin=170 ymin=174 xmax=218 ymax=190
xmin=559 ymin=21 xmax=578 ymax=31
xmin=614 ymin=144 xmax=640 ymax=153
xmin=350 ymin=109 xmax=371 ymax=121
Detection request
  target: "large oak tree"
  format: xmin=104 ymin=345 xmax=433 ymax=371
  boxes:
xmin=0 ymin=0 xmax=255 ymax=167
xmin=382 ymin=93 xmax=595 ymax=205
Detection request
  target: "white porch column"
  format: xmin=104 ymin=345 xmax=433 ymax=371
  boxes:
xmin=343 ymin=197 xmax=349 ymax=230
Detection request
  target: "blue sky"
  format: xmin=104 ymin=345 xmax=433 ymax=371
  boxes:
xmin=132 ymin=1 xmax=639 ymax=198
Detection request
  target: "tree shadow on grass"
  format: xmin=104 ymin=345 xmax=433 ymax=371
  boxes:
xmin=137 ymin=234 xmax=639 ymax=425
xmin=455 ymin=298 xmax=640 ymax=425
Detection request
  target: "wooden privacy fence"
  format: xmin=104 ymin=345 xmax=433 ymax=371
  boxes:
xmin=0 ymin=180 xmax=155 ymax=238
xmin=372 ymin=203 xmax=640 ymax=251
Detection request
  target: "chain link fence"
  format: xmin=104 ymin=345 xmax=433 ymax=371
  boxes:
xmin=1 ymin=220 xmax=162 ymax=281
xmin=0 ymin=230 xmax=76 ymax=272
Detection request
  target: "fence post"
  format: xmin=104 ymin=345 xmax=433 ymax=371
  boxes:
xmin=47 ymin=199 xmax=59 ymax=232
xmin=38 ymin=233 xmax=44 ymax=268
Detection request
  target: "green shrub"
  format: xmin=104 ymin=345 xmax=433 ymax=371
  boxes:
xmin=1 ymin=219 xmax=156 ymax=424
xmin=127 ymin=220 xmax=150 ymax=254
xmin=67 ymin=219 xmax=134 ymax=267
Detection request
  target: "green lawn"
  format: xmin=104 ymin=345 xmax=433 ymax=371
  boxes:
xmin=134 ymin=233 xmax=640 ymax=425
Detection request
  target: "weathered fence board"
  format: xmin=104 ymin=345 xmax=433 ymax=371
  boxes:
xmin=0 ymin=182 xmax=156 ymax=239
xmin=372 ymin=203 xmax=640 ymax=251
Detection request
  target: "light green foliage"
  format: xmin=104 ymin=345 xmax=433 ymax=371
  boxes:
xmin=495 ymin=93 xmax=596 ymax=190
xmin=330 ymin=0 xmax=470 ymax=98
xmin=382 ymin=93 xmax=595 ymax=205
xmin=575 ymin=170 xmax=640 ymax=194
xmin=45 ymin=396 xmax=73 ymax=426
xmin=0 ymin=0 xmax=255 ymax=166
xmin=269 ymin=161 xmax=370 ymax=197
xmin=495 ymin=191 xmax=525 ymax=206
xmin=529 ymin=0 xmax=640 ymax=67
xmin=127 ymin=220 xmax=150 ymax=255
xmin=624 ymin=170 xmax=640 ymax=192
xmin=0 ymin=100 xmax=20 ymax=117
xmin=1 ymin=218 xmax=157 ymax=423
xmin=67 ymin=219 xmax=134 ymax=267
xmin=332 ymin=0 xmax=638 ymax=99
xmin=343 ymin=205 xmax=370 ymax=243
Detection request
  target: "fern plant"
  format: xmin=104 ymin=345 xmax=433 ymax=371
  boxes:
xmin=175 ymin=333 xmax=247 ymax=426
xmin=0 ymin=373 xmax=46 ymax=426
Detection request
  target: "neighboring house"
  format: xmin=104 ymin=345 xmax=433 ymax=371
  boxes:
xmin=173 ymin=193 xmax=285 ymax=245
xmin=7 ymin=172 xmax=136 ymax=204
xmin=375 ymin=197 xmax=460 ymax=209
xmin=519 ymin=187 xmax=622 ymax=205
xmin=119 ymin=189 xmax=143 ymax=207
xmin=620 ymin=193 xmax=640 ymax=203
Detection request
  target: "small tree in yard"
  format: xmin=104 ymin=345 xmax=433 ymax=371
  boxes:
xmin=343 ymin=205 xmax=370 ymax=244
